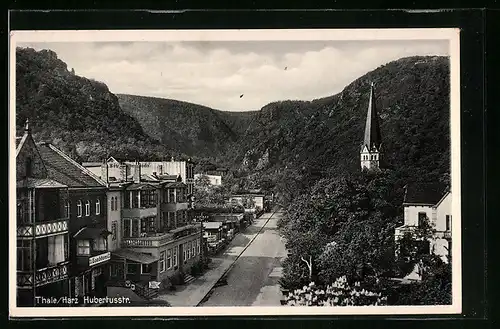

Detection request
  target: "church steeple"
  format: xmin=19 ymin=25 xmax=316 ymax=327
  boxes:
xmin=360 ymin=82 xmax=382 ymax=171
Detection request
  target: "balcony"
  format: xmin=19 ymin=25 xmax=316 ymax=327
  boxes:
xmin=121 ymin=224 xmax=201 ymax=248
xmin=89 ymin=251 xmax=111 ymax=266
xmin=122 ymin=207 xmax=157 ymax=219
xmin=161 ymin=202 xmax=188 ymax=212
xmin=17 ymin=218 xmax=69 ymax=238
xmin=17 ymin=261 xmax=69 ymax=288
xmin=121 ymin=232 xmax=174 ymax=248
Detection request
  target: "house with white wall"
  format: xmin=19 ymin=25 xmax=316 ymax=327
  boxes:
xmin=395 ymin=183 xmax=452 ymax=279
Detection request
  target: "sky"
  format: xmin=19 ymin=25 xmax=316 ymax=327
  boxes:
xmin=18 ymin=40 xmax=449 ymax=112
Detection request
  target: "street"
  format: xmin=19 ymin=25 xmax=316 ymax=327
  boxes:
xmin=200 ymin=211 xmax=287 ymax=306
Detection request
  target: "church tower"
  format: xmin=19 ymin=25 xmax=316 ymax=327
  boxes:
xmin=360 ymin=82 xmax=382 ymax=171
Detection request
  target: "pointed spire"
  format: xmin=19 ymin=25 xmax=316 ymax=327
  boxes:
xmin=362 ymin=82 xmax=382 ymax=152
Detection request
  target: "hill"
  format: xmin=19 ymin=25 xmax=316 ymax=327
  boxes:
xmin=226 ymin=56 xmax=451 ymax=194
xmin=15 ymin=47 xmax=173 ymax=162
xmin=117 ymin=94 xmax=258 ymax=159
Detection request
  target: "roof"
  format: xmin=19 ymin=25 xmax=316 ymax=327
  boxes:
xmin=17 ymin=178 xmax=67 ymax=189
xmin=170 ymin=224 xmax=196 ymax=234
xmin=36 ymin=143 xmax=107 ymax=188
xmin=15 ymin=136 xmax=23 ymax=148
xmin=73 ymin=227 xmax=112 ymax=239
xmin=81 ymin=162 xmax=102 ymax=167
xmin=203 ymin=222 xmax=223 ymax=229
xmin=112 ymin=249 xmax=159 ymax=264
xmin=403 ymin=183 xmax=448 ymax=205
xmin=162 ymin=181 xmax=186 ymax=188
xmin=126 ymin=183 xmax=157 ymax=191
xmin=156 ymin=174 xmax=181 ymax=181
xmin=362 ymin=83 xmax=382 ymax=152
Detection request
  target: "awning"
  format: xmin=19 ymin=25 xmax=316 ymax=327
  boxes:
xmin=112 ymin=249 xmax=159 ymax=264
xmin=73 ymin=227 xmax=112 ymax=239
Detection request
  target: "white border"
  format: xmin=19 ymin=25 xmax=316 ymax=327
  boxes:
xmin=9 ymin=28 xmax=461 ymax=317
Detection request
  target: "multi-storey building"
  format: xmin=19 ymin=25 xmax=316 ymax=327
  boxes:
xmin=16 ymin=121 xmax=70 ymax=306
xmin=98 ymin=161 xmax=203 ymax=289
xmin=395 ymin=183 xmax=452 ymax=279
xmin=36 ymin=142 xmax=111 ymax=300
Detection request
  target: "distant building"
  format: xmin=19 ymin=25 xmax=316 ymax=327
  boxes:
xmin=360 ymin=82 xmax=383 ymax=171
xmin=395 ymin=183 xmax=452 ymax=279
xmin=194 ymin=173 xmax=222 ymax=186
xmin=229 ymin=190 xmax=265 ymax=212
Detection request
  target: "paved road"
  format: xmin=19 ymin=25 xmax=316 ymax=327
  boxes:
xmin=200 ymin=211 xmax=287 ymax=306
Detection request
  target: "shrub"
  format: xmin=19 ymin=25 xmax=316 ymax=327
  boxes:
xmin=285 ymin=276 xmax=387 ymax=306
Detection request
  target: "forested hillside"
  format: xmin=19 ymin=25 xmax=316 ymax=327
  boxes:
xmin=226 ymin=56 xmax=451 ymax=199
xmin=16 ymin=47 xmax=173 ymax=162
xmin=117 ymin=94 xmax=257 ymax=158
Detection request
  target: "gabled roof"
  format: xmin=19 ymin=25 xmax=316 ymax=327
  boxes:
xmin=81 ymin=162 xmax=102 ymax=167
xmin=361 ymin=82 xmax=382 ymax=152
xmin=403 ymin=183 xmax=448 ymax=205
xmin=36 ymin=143 xmax=107 ymax=188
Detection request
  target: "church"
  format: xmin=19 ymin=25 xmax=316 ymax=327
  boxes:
xmin=360 ymin=82 xmax=383 ymax=171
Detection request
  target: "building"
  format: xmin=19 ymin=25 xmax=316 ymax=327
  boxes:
xmin=16 ymin=120 xmax=71 ymax=306
xmin=83 ymin=157 xmax=195 ymax=196
xmin=194 ymin=173 xmax=222 ymax=186
xmin=395 ymin=183 xmax=452 ymax=279
xmin=229 ymin=191 xmax=265 ymax=212
xmin=360 ymin=82 xmax=383 ymax=171
xmin=101 ymin=162 xmax=203 ymax=289
xmin=36 ymin=142 xmax=111 ymax=300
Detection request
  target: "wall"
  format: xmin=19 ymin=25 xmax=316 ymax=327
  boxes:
xmin=107 ymin=190 xmax=122 ymax=252
xmin=403 ymin=204 xmax=433 ymax=226
xmin=435 ymin=192 xmax=452 ymax=232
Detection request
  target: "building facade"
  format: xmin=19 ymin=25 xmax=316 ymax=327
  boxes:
xmin=395 ymin=183 xmax=452 ymax=279
xmin=37 ymin=142 xmax=111 ymax=300
xmin=194 ymin=173 xmax=222 ymax=186
xmin=16 ymin=121 xmax=70 ymax=306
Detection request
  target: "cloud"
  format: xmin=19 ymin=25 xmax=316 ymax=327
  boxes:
xmin=17 ymin=40 xmax=449 ymax=111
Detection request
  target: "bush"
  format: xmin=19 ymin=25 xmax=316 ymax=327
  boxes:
xmin=285 ymin=277 xmax=387 ymax=306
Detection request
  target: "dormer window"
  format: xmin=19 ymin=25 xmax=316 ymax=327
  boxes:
xmin=95 ymin=199 xmax=101 ymax=215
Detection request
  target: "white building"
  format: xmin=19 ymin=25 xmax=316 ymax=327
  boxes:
xmin=194 ymin=174 xmax=222 ymax=186
xmin=395 ymin=183 xmax=452 ymax=279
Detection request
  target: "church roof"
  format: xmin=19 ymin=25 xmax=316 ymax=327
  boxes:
xmin=362 ymin=83 xmax=382 ymax=152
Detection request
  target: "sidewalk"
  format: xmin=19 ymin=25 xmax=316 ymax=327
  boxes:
xmin=156 ymin=214 xmax=273 ymax=307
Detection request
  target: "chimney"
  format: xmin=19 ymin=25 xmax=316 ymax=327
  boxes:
xmin=101 ymin=160 xmax=109 ymax=183
xmin=133 ymin=161 xmax=141 ymax=183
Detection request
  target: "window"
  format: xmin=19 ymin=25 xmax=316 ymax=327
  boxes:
xmin=141 ymin=217 xmax=155 ymax=234
xmin=85 ymin=201 xmax=90 ymax=216
xmin=127 ymin=263 xmax=137 ymax=274
xmin=123 ymin=219 xmax=131 ymax=238
xmin=77 ymin=200 xmax=82 ymax=217
xmin=17 ymin=240 xmax=32 ymax=271
xmin=132 ymin=219 xmax=140 ymax=237
xmin=183 ymin=244 xmax=187 ymax=263
xmin=96 ymin=199 xmax=101 ymax=215
xmin=111 ymin=221 xmax=117 ymax=241
xmin=192 ymin=240 xmax=196 ymax=256
xmin=197 ymin=239 xmax=201 ymax=255
xmin=446 ymin=215 xmax=452 ymax=231
xmin=93 ymin=237 xmax=106 ymax=251
xmin=77 ymin=240 xmax=90 ymax=256
xmin=141 ymin=264 xmax=152 ymax=274
xmin=166 ymin=249 xmax=172 ymax=269
xmin=173 ymin=246 xmax=178 ymax=267
xmin=159 ymin=251 xmax=166 ymax=272
xmin=65 ymin=201 xmax=70 ymax=218
xmin=188 ymin=241 xmax=192 ymax=259
xmin=418 ymin=212 xmax=427 ymax=227
xmin=110 ymin=197 xmax=115 ymax=211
